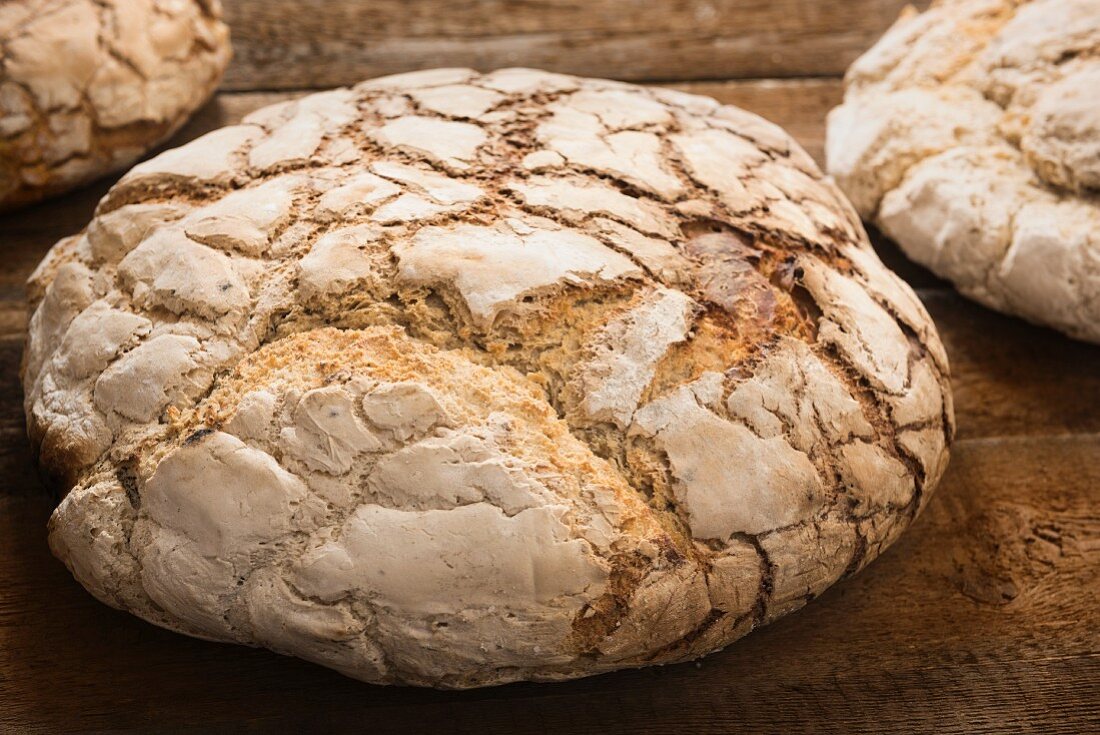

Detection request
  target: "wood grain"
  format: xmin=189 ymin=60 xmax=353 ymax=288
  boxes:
xmin=921 ymin=293 xmax=1100 ymax=440
xmin=3 ymin=435 xmax=1097 ymax=733
xmin=219 ymin=0 xmax=926 ymax=89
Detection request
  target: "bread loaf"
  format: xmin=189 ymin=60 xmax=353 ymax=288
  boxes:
xmin=25 ymin=68 xmax=953 ymax=688
xmin=0 ymin=0 xmax=230 ymax=210
xmin=827 ymin=0 xmax=1100 ymax=343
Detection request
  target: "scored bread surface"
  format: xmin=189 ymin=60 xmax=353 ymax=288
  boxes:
xmin=827 ymin=0 xmax=1100 ymax=343
xmin=0 ymin=0 xmax=231 ymax=210
xmin=24 ymin=68 xmax=953 ymax=688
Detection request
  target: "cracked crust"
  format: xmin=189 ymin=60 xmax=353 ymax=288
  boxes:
xmin=25 ymin=68 xmax=953 ymax=688
xmin=826 ymin=0 xmax=1100 ymax=343
xmin=0 ymin=0 xmax=231 ymax=211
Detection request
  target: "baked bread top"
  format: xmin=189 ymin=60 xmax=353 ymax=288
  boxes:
xmin=25 ymin=68 xmax=952 ymax=688
xmin=0 ymin=0 xmax=231 ymax=210
xmin=827 ymin=0 xmax=1100 ymax=343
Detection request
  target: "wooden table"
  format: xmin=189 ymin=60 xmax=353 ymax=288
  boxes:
xmin=2 ymin=2 xmax=1098 ymax=732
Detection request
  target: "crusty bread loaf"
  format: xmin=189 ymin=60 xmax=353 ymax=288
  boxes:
xmin=0 ymin=0 xmax=230 ymax=211
xmin=25 ymin=68 xmax=953 ymax=688
xmin=827 ymin=0 xmax=1100 ymax=343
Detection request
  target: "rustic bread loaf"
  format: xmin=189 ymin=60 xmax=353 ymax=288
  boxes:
xmin=827 ymin=0 xmax=1100 ymax=343
xmin=25 ymin=68 xmax=953 ymax=688
xmin=0 ymin=0 xmax=230 ymax=211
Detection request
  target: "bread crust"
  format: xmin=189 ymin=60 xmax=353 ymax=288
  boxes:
xmin=25 ymin=68 xmax=953 ymax=687
xmin=827 ymin=0 xmax=1100 ymax=343
xmin=0 ymin=0 xmax=231 ymax=210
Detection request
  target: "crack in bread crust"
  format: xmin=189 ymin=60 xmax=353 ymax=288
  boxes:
xmin=28 ymin=68 xmax=953 ymax=688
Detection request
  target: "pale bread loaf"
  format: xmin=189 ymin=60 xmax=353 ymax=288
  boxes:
xmin=827 ymin=0 xmax=1100 ymax=343
xmin=25 ymin=68 xmax=953 ymax=688
xmin=0 ymin=0 xmax=231 ymax=210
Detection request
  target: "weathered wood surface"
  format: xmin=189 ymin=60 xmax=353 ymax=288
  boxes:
xmin=1 ymin=43 xmax=1099 ymax=734
xmin=221 ymin=0 xmax=928 ymax=89
xmin=2 ymin=434 xmax=1097 ymax=733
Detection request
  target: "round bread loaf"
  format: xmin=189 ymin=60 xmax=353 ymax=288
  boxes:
xmin=0 ymin=0 xmax=231 ymax=211
xmin=25 ymin=68 xmax=953 ymax=688
xmin=827 ymin=0 xmax=1100 ymax=343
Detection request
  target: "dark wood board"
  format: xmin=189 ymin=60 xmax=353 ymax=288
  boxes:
xmin=1 ymin=14 xmax=1099 ymax=731
xmin=220 ymin=0 xmax=930 ymax=89
xmin=3 ymin=434 xmax=1098 ymax=734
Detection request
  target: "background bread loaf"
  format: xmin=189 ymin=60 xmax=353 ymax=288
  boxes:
xmin=0 ymin=0 xmax=231 ymax=211
xmin=827 ymin=0 xmax=1100 ymax=343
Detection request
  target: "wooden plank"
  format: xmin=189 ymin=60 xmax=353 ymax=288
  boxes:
xmin=219 ymin=0 xmax=926 ymax=89
xmin=2 ymin=434 xmax=1097 ymax=733
xmin=921 ymin=293 xmax=1100 ymax=441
